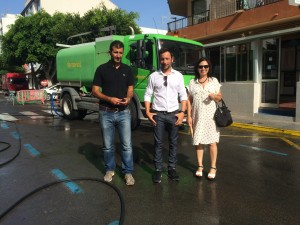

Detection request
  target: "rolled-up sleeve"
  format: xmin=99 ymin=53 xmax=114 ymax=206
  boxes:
xmin=144 ymin=74 xmax=154 ymax=102
xmin=178 ymin=74 xmax=188 ymax=101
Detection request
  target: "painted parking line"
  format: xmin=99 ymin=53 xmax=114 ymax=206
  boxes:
xmin=240 ymin=144 xmax=288 ymax=156
xmin=0 ymin=122 xmax=9 ymax=129
xmin=149 ymin=124 xmax=300 ymax=153
xmin=281 ymin=137 xmax=300 ymax=151
xmin=23 ymin=143 xmax=41 ymax=157
xmin=51 ymin=169 xmax=83 ymax=194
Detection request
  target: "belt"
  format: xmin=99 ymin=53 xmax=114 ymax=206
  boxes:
xmin=154 ymin=110 xmax=178 ymax=114
xmin=99 ymin=105 xmax=127 ymax=112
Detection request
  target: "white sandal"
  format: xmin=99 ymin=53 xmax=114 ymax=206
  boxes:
xmin=208 ymin=167 xmax=217 ymax=180
xmin=195 ymin=166 xmax=203 ymax=177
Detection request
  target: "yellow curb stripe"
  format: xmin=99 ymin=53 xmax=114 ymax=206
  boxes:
xmin=231 ymin=122 xmax=300 ymax=137
xmin=281 ymin=137 xmax=300 ymax=151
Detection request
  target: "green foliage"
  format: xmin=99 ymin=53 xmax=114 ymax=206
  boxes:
xmin=1 ymin=7 xmax=141 ymax=84
xmin=82 ymin=6 xmax=141 ymax=37
xmin=0 ymin=53 xmax=24 ymax=74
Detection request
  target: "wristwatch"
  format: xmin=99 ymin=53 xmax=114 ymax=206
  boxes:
xmin=178 ymin=110 xmax=185 ymax=114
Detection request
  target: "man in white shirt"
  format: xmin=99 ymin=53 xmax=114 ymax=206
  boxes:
xmin=144 ymin=48 xmax=187 ymax=183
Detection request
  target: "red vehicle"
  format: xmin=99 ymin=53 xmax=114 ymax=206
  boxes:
xmin=1 ymin=73 xmax=28 ymax=94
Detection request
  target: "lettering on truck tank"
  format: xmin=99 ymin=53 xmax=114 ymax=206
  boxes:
xmin=67 ymin=62 xmax=82 ymax=68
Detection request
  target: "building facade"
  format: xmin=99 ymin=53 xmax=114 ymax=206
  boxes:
xmin=167 ymin=0 xmax=300 ymax=122
xmin=22 ymin=0 xmax=117 ymax=16
xmin=0 ymin=14 xmax=20 ymax=54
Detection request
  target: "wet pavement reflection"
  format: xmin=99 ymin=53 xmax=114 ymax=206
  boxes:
xmin=0 ymin=101 xmax=300 ymax=224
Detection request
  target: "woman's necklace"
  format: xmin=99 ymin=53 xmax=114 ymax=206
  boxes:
xmin=198 ymin=77 xmax=207 ymax=84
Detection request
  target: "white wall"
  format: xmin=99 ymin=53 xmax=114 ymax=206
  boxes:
xmin=221 ymin=82 xmax=260 ymax=116
xmin=0 ymin=14 xmax=20 ymax=35
xmin=24 ymin=0 xmax=117 ymax=16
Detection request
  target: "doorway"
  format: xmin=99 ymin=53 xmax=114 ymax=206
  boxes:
xmin=280 ymin=38 xmax=300 ymax=110
xmin=260 ymin=37 xmax=299 ymax=117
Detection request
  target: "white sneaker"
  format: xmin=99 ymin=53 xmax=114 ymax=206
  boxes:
xmin=104 ymin=171 xmax=115 ymax=182
xmin=124 ymin=174 xmax=135 ymax=186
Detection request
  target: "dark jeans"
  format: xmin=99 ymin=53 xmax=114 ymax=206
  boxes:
xmin=153 ymin=112 xmax=179 ymax=171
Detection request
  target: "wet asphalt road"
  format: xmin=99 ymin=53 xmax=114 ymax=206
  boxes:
xmin=0 ymin=98 xmax=300 ymax=225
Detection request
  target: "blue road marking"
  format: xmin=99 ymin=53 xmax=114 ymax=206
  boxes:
xmin=23 ymin=144 xmax=41 ymax=157
xmin=11 ymin=131 xmax=20 ymax=139
xmin=240 ymin=144 xmax=288 ymax=156
xmin=51 ymin=169 xmax=83 ymax=194
xmin=1 ymin=122 xmax=9 ymax=129
xmin=108 ymin=221 xmax=120 ymax=225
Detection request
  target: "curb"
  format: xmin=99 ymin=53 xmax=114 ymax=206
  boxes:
xmin=231 ymin=122 xmax=300 ymax=137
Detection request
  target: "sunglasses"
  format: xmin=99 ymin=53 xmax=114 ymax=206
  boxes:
xmin=163 ymin=76 xmax=168 ymax=86
xmin=198 ymin=65 xmax=209 ymax=69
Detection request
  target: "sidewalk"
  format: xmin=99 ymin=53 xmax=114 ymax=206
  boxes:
xmin=231 ymin=113 xmax=300 ymax=137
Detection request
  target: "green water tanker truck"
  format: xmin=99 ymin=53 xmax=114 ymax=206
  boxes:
xmin=56 ymin=33 xmax=204 ymax=129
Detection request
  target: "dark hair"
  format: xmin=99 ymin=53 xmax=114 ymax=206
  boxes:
xmin=158 ymin=48 xmax=174 ymax=58
xmin=109 ymin=40 xmax=124 ymax=52
xmin=194 ymin=57 xmax=212 ymax=80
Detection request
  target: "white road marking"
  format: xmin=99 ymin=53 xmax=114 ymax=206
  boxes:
xmin=0 ymin=113 xmax=18 ymax=121
xmin=20 ymin=111 xmax=45 ymax=119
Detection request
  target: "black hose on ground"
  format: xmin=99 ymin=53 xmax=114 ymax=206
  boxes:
xmin=0 ymin=177 xmax=125 ymax=225
xmin=0 ymin=120 xmax=21 ymax=167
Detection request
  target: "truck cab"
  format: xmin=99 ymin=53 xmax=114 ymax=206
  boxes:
xmin=1 ymin=73 xmax=28 ymax=95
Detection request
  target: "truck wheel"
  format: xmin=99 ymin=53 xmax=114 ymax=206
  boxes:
xmin=61 ymin=93 xmax=78 ymax=120
xmin=129 ymin=101 xmax=140 ymax=130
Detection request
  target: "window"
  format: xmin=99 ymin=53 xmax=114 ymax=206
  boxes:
xmin=159 ymin=39 xmax=203 ymax=75
xmin=192 ymin=0 xmax=210 ymax=23
xmin=193 ymin=0 xmax=208 ymax=14
xmin=262 ymin=38 xmax=279 ymax=79
xmin=206 ymin=47 xmax=222 ymax=81
xmin=206 ymin=42 xmax=253 ymax=82
xmin=36 ymin=0 xmax=41 ymax=11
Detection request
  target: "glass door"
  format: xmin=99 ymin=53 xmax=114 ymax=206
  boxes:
xmin=260 ymin=38 xmax=280 ymax=108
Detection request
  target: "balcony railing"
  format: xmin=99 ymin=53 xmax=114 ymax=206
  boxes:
xmin=167 ymin=0 xmax=282 ymax=32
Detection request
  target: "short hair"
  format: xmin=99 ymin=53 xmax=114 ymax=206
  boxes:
xmin=109 ymin=40 xmax=124 ymax=52
xmin=158 ymin=48 xmax=174 ymax=58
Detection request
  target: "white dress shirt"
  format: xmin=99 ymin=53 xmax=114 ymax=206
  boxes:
xmin=144 ymin=68 xmax=187 ymax=112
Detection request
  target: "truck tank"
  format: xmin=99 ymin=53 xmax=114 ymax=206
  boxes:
xmin=56 ymin=36 xmax=125 ymax=92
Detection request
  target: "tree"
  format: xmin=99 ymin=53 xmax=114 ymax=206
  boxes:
xmin=0 ymin=41 xmax=24 ymax=75
xmin=1 ymin=7 xmax=141 ymax=87
xmin=82 ymin=7 xmax=141 ymax=38
xmin=2 ymin=11 xmax=73 ymax=88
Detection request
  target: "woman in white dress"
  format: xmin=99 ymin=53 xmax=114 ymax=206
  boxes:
xmin=187 ymin=57 xmax=222 ymax=180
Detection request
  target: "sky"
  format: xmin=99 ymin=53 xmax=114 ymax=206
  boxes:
xmin=0 ymin=0 xmax=173 ymax=30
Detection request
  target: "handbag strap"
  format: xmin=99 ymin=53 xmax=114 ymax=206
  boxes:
xmin=215 ymin=98 xmax=226 ymax=108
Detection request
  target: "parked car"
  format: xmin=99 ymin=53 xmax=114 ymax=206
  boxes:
xmin=43 ymin=84 xmax=61 ymax=100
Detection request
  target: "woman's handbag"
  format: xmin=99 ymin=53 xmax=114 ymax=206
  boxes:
xmin=214 ymin=99 xmax=233 ymax=127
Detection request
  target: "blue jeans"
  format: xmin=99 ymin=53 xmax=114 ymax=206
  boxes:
xmin=153 ymin=112 xmax=179 ymax=171
xmin=99 ymin=108 xmax=134 ymax=174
